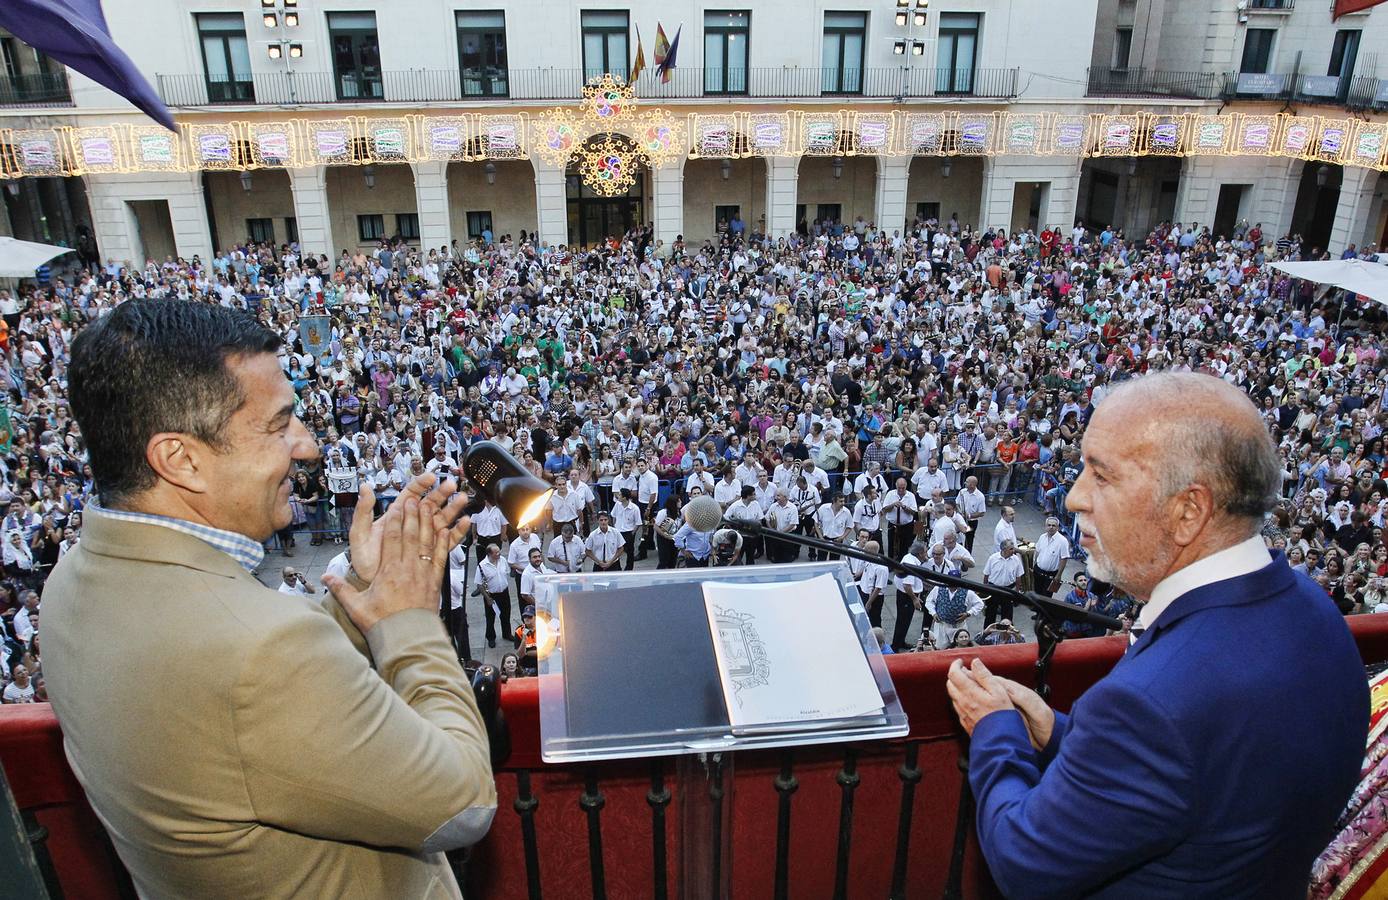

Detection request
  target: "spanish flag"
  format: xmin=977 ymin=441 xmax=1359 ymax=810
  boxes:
xmin=631 ymin=24 xmax=647 ymax=81
xmin=653 ymin=23 xmax=669 ymax=68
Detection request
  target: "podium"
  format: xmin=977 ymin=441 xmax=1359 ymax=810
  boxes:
xmin=532 ymin=562 xmax=908 ymax=898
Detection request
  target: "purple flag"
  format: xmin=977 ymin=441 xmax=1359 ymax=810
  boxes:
xmin=0 ymin=0 xmax=174 ymax=129
xmin=657 ymin=25 xmax=681 ymax=84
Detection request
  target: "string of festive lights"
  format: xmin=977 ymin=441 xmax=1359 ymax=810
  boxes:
xmin=3 ymin=102 xmax=1386 ymax=180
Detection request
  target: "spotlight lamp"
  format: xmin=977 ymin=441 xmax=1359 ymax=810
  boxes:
xmin=895 ymin=11 xmax=908 ymax=26
xmin=264 ymin=12 xmax=278 ymax=28
xmin=896 ymin=0 xmax=909 ymax=7
xmin=288 ymin=43 xmax=303 ymax=58
xmin=461 ymin=441 xmax=554 ymax=528
xmin=911 ymin=40 xmax=925 ymax=55
xmin=261 ymin=0 xmax=275 ymax=7
xmin=913 ymin=10 xmax=928 ymax=26
xmin=267 ymin=44 xmax=282 ymax=59
xmin=894 ymin=38 xmax=907 ymax=54
xmin=284 ymin=11 xmax=299 ymax=27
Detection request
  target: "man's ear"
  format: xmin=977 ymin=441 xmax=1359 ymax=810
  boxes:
xmin=145 ymin=433 xmax=211 ymax=495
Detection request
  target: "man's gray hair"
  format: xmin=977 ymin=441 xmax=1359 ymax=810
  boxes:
xmin=1108 ymin=372 xmax=1280 ymax=528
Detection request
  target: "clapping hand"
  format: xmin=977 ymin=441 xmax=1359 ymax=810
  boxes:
xmin=324 ymin=498 xmax=448 ymax=633
xmin=347 ymin=473 xmax=471 ymax=585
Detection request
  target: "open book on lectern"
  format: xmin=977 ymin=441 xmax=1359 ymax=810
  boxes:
xmin=559 ymin=572 xmax=884 ymax=739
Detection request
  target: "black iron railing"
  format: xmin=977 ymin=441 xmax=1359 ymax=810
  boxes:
xmin=155 ymin=66 xmax=1019 ymax=106
xmin=0 ymin=71 xmax=71 ymax=107
xmin=1085 ymin=67 xmax=1224 ymax=100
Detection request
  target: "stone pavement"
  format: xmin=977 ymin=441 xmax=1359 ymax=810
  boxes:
xmin=255 ymin=498 xmax=1073 ymax=667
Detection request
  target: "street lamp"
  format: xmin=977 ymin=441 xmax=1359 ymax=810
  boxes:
xmin=239 ymin=170 xmax=253 ymax=192
xmin=831 ymin=156 xmax=844 ymax=179
xmin=720 ymin=159 xmax=732 ymax=180
xmin=363 ymin=164 xmax=376 ymax=189
xmin=941 ymin=159 xmax=952 ymax=178
xmin=484 ymin=161 xmax=497 ymax=185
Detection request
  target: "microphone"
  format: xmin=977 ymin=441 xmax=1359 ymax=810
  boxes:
xmin=683 ymin=494 xmax=731 ymax=532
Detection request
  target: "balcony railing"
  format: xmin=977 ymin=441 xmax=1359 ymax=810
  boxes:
xmin=1219 ymin=71 xmax=1388 ymax=107
xmin=0 ymin=71 xmax=71 ymax=107
xmin=5 ymin=614 xmax=1388 ymax=898
xmin=155 ymin=66 xmax=1020 ymax=106
xmin=1085 ymin=67 xmax=1224 ymax=100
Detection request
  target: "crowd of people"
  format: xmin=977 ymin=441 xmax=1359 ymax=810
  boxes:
xmin=1 ymin=207 xmax=1386 ymax=691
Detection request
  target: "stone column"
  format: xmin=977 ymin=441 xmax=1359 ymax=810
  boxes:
xmin=531 ymin=157 xmax=568 ymax=248
xmin=764 ymin=155 xmax=801 ymax=239
xmin=873 ymin=155 xmax=911 ymax=235
xmin=84 ymin=170 xmax=213 ymax=264
xmin=287 ymin=165 xmax=336 ymax=260
xmin=650 ymin=160 xmax=686 ymax=245
xmin=410 ymin=160 xmax=451 ymax=253
xmin=1330 ymin=164 xmax=1380 ymax=254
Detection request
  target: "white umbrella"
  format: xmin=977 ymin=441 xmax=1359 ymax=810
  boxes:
xmin=0 ymin=235 xmax=75 ymax=278
xmin=1268 ymin=258 xmax=1388 ymax=305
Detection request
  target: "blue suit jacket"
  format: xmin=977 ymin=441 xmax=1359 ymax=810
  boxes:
xmin=969 ymin=552 xmax=1369 ymax=899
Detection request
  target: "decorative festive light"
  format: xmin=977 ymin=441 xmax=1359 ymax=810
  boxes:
xmin=634 ymin=109 xmax=686 ymax=167
xmin=581 ymin=73 xmax=637 ymax=123
xmin=575 ymin=133 xmax=643 ymax=197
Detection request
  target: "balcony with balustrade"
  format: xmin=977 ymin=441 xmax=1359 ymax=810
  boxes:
xmin=154 ymin=66 xmax=1020 ymax=107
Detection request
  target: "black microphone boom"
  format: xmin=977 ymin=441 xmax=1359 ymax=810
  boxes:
xmin=726 ymin=518 xmax=1122 ymax=634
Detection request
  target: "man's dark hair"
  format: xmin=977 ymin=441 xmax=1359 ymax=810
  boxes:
xmin=69 ymin=300 xmax=282 ymax=506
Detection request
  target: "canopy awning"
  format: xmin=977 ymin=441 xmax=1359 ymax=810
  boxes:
xmin=0 ymin=236 xmax=75 ymax=278
xmin=1268 ymin=258 xmax=1388 ymax=304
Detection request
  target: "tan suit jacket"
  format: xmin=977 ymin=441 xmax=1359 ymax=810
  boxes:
xmin=42 ymin=508 xmax=496 ymax=899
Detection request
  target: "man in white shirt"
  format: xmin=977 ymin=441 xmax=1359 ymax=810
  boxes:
xmin=635 ymin=458 xmax=661 ymax=559
xmin=764 ymin=491 xmax=801 ymax=563
xmin=508 ymin=524 xmax=544 ymax=598
xmin=956 ymin=476 xmax=987 ymax=552
xmin=890 ymin=540 xmax=928 ymax=651
xmin=912 ymin=458 xmax=949 ymax=498
xmin=546 ymin=521 xmax=587 ymax=574
xmin=882 ymin=478 xmax=920 ymax=560
xmin=993 ymin=505 xmax=1018 ymax=555
xmin=547 ymin=480 xmax=583 ymax=538
xmin=814 ymin=493 xmax=852 ymax=561
xmin=469 ymin=499 xmax=506 ymax=564
xmin=801 ymin=459 xmax=830 ymax=495
xmin=713 ymin=469 xmax=742 ymax=509
xmin=752 ymin=473 xmax=778 ymax=513
xmin=519 ymin=546 xmax=555 ymax=609
xmin=1032 ymin=516 xmax=1071 ymax=595
xmin=610 ymin=489 xmax=643 ymax=571
xmin=724 ymin=485 xmax=765 ymax=564
xmin=930 ymin=499 xmax=970 ymax=548
xmin=852 ymin=462 xmax=889 ymax=501
xmin=276 ymin=567 xmax=315 ymax=596
xmin=925 ymin=578 xmax=984 ymax=650
xmin=856 ymin=540 xmax=891 ymax=628
xmin=940 ymin=530 xmax=976 ymax=573
xmin=566 ymin=470 xmax=597 ymax=531
xmin=981 ymin=539 xmax=1025 ymax=626
xmin=585 ymin=513 xmax=625 ymax=571
xmin=474 ymin=542 xmax=513 ymax=649
xmin=853 ymin=485 xmax=883 ymax=541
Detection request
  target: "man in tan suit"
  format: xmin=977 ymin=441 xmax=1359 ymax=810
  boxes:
xmin=43 ymin=300 xmax=495 ymax=898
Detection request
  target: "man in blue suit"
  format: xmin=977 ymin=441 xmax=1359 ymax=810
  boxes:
xmin=948 ymin=372 xmax=1368 ymax=899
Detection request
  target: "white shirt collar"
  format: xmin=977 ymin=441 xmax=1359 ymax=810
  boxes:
xmin=1139 ymin=535 xmax=1271 ymax=631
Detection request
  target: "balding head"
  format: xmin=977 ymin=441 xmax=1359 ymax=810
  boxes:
xmin=1097 ymin=373 xmax=1278 ymax=528
xmin=1069 ymin=372 xmax=1278 ymax=599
